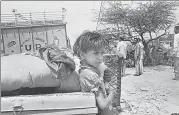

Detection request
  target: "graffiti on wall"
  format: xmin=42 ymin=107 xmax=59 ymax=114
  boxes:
xmin=52 ymin=30 xmax=60 ymax=47
xmin=34 ymin=37 xmax=46 ymax=50
xmin=21 ymin=38 xmax=32 ymax=51
xmin=1 ymin=25 xmax=67 ymax=55
xmin=2 ymin=30 xmax=21 ymax=54
xmin=20 ymin=33 xmax=47 ymax=52
xmin=46 ymin=26 xmax=67 ymax=49
xmin=19 ymin=29 xmax=34 ymax=53
xmin=32 ymin=29 xmax=47 ymax=51
xmin=7 ymin=41 xmax=16 ymax=48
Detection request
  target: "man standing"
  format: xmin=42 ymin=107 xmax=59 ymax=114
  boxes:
xmin=117 ymin=37 xmax=128 ymax=77
xmin=173 ymin=25 xmax=179 ymax=80
xmin=134 ymin=38 xmax=144 ymax=76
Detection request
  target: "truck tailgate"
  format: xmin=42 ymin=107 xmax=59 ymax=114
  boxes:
xmin=1 ymin=92 xmax=98 ymax=115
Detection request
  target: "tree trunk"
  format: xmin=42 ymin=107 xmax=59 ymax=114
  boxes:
xmin=143 ymin=42 xmax=155 ymax=66
xmin=140 ymin=33 xmax=155 ymax=66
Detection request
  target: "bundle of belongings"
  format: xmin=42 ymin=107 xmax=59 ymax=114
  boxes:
xmin=1 ymin=44 xmax=81 ymax=96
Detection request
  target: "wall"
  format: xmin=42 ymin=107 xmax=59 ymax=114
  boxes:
xmin=1 ymin=24 xmax=67 ymax=55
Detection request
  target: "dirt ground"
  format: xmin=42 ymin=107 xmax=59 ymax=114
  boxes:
xmin=120 ymin=65 xmax=179 ymax=115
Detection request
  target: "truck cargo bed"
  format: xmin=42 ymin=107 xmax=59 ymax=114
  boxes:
xmin=1 ymin=92 xmax=98 ymax=115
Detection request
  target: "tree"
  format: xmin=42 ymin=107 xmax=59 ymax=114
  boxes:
xmin=96 ymin=1 xmax=179 ymax=65
xmin=95 ymin=1 xmax=133 ymax=40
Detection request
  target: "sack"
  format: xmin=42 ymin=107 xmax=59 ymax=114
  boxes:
xmin=38 ymin=45 xmax=76 ymax=81
xmin=1 ymin=54 xmax=60 ymax=92
xmin=55 ymin=71 xmax=81 ymax=93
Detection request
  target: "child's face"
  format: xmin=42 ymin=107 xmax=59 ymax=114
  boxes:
xmin=82 ymin=48 xmax=105 ymax=68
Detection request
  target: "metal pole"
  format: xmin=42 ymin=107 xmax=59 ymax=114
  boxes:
xmin=30 ymin=13 xmax=32 ymax=24
xmin=12 ymin=9 xmax=18 ymax=25
xmin=62 ymin=8 xmax=66 ymax=22
xmin=18 ymin=28 xmax=22 ymax=53
xmin=44 ymin=11 xmax=46 ymax=24
xmin=15 ymin=14 xmax=18 ymax=25
xmin=1 ymin=32 xmax=6 ymax=55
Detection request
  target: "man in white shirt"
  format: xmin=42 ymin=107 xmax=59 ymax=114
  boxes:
xmin=117 ymin=38 xmax=128 ymax=77
xmin=173 ymin=25 xmax=179 ymax=80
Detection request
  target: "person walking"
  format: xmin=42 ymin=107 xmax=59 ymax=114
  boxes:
xmin=134 ymin=38 xmax=144 ymax=76
xmin=173 ymin=25 xmax=179 ymax=80
xmin=116 ymin=37 xmax=128 ymax=77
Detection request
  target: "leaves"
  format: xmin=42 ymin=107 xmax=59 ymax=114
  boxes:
xmin=97 ymin=1 xmax=179 ymax=42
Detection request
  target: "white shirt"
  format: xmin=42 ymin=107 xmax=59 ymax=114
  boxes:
xmin=117 ymin=41 xmax=127 ymax=59
xmin=173 ymin=33 xmax=179 ymax=57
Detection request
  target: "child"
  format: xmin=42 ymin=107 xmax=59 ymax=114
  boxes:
xmin=73 ymin=31 xmax=119 ymax=115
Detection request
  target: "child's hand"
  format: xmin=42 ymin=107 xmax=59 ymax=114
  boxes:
xmin=108 ymin=90 xmax=115 ymax=101
xmin=104 ymin=68 xmax=110 ymax=76
xmin=105 ymin=82 xmax=110 ymax=90
xmin=104 ymin=68 xmax=113 ymax=82
xmin=109 ymin=89 xmax=115 ymax=95
xmin=91 ymin=87 xmax=100 ymax=97
xmin=91 ymin=87 xmax=98 ymax=92
xmin=105 ymin=82 xmax=110 ymax=95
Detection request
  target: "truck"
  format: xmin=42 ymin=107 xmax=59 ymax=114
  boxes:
xmin=1 ymin=11 xmax=98 ymax=115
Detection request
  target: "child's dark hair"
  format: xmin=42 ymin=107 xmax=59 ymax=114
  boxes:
xmin=73 ymin=31 xmax=108 ymax=58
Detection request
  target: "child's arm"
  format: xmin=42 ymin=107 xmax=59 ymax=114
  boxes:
xmin=95 ymin=88 xmax=114 ymax=110
xmin=80 ymin=69 xmax=114 ymax=110
xmin=103 ymin=67 xmax=114 ymax=94
xmin=97 ymin=62 xmax=111 ymax=94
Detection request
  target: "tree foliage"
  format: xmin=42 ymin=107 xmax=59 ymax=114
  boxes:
xmin=98 ymin=1 xmax=179 ymax=42
xmin=97 ymin=1 xmax=179 ymax=65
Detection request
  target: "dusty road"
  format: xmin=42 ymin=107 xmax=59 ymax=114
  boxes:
xmin=120 ymin=65 xmax=179 ymax=115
